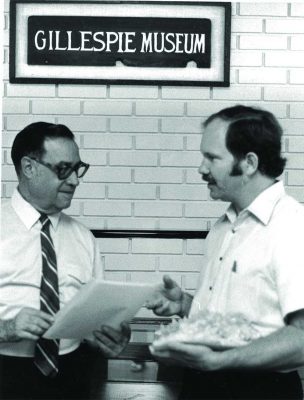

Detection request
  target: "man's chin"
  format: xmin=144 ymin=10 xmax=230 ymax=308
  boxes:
xmin=57 ymin=199 xmax=72 ymax=210
xmin=209 ymin=188 xmax=222 ymax=200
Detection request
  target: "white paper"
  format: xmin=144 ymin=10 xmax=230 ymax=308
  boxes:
xmin=44 ymin=280 xmax=156 ymax=339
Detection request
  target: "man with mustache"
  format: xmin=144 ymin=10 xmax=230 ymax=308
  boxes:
xmin=0 ymin=122 xmax=130 ymax=399
xmin=148 ymin=105 xmax=304 ymax=399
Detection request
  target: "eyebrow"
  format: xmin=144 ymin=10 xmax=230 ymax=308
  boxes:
xmin=55 ymin=160 xmax=81 ymax=166
xmin=203 ymin=151 xmax=220 ymax=158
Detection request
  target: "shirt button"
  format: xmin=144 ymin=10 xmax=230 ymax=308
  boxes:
xmin=209 ymin=286 xmax=213 ymax=291
xmin=219 ymin=257 xmax=223 ymax=261
xmin=232 ymin=228 xmax=236 ymax=233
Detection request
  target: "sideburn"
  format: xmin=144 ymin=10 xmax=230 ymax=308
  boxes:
xmin=229 ymin=159 xmax=243 ymax=176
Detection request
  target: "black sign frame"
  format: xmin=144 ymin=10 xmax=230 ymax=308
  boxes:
xmin=10 ymin=0 xmax=231 ymax=86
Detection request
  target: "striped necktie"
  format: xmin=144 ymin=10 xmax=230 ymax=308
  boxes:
xmin=34 ymin=214 xmax=60 ymax=377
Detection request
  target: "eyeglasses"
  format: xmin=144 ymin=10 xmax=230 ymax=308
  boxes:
xmin=29 ymin=157 xmax=90 ymax=180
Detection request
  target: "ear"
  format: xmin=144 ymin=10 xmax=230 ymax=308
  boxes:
xmin=20 ymin=156 xmax=36 ymax=179
xmin=243 ymin=152 xmax=259 ymax=176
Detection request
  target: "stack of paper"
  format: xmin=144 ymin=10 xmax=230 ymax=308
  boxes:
xmin=44 ymin=280 xmax=157 ymax=339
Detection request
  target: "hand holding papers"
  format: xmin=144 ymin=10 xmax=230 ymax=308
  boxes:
xmin=44 ymin=280 xmax=156 ymax=340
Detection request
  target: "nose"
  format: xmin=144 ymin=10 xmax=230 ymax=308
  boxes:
xmin=66 ymin=170 xmax=79 ymax=186
xmin=198 ymin=157 xmax=209 ymax=175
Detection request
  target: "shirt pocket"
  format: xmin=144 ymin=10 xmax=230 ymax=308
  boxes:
xmin=66 ymin=264 xmax=91 ymax=286
xmin=225 ymin=255 xmax=266 ymax=322
xmin=59 ymin=264 xmax=92 ymax=306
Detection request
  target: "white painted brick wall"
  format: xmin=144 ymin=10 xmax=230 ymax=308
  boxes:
xmin=266 ymin=19 xmax=304 ymax=34
xmin=159 ymin=255 xmax=206 ymax=272
xmin=290 ymin=36 xmax=304 ymax=51
xmin=105 ymin=255 xmax=157 ymax=271
xmin=158 ymin=218 xmax=208 ymax=231
xmin=83 ymin=201 xmax=132 ymax=216
xmin=161 ymin=87 xmax=210 ymax=100
xmin=135 ymin=100 xmax=184 ymax=116
xmin=110 ymin=117 xmax=158 ymax=133
xmin=134 ymin=168 xmax=183 ymax=183
xmin=84 ymin=167 xmax=131 ymax=183
xmin=265 ymin=51 xmax=304 ymax=67
xmin=1 ymin=165 xmax=17 ymax=181
xmin=290 ymin=104 xmax=304 ymax=119
xmin=239 ymin=3 xmax=288 ymax=16
xmin=134 ymin=202 xmax=182 ymax=217
xmin=96 ymin=238 xmax=129 ymax=254
xmin=84 ymin=100 xmax=132 ymax=116
xmin=32 ymin=99 xmax=81 ymax=115
xmin=281 ymin=120 xmax=304 ymax=136
xmin=290 ymin=70 xmax=304 ymax=84
xmin=83 ymin=134 xmax=132 ymax=149
xmin=6 ymin=83 xmax=56 ymax=97
xmin=238 ymin=68 xmax=287 ymax=84
xmin=6 ymin=116 xmax=56 ymax=131
xmin=2 ymin=3 xmax=304 ymax=351
xmin=184 ymin=273 xmax=201 ymax=291
xmin=213 ymin=86 xmax=262 ymax=101
xmin=135 ymin=135 xmax=183 ymax=150
xmin=75 ymin=183 xmax=105 ymax=199
xmin=109 ymin=151 xmax=158 ymax=166
xmin=185 ymin=135 xmax=202 ymax=150
xmin=81 ymin=150 xmax=107 ymax=165
xmin=186 ymin=239 xmax=206 ymax=255
xmin=286 ymin=154 xmax=304 ymax=169
xmin=57 ymin=116 xmax=107 ymax=132
xmin=161 ymin=117 xmax=202 ymax=133
xmin=3 ymin=99 xmax=30 ymax=114
xmin=264 ymin=87 xmax=304 ymax=102
xmin=286 ymin=187 xmax=304 ymax=202
xmin=185 ymin=202 xmax=229 ymax=218
xmin=287 ymin=170 xmax=304 ymax=186
xmin=109 ymin=85 xmax=158 ymax=99
xmin=239 ymin=35 xmax=287 ymax=50
xmin=291 ymin=3 xmax=304 ymax=17
xmin=63 ymin=201 xmax=82 ymax=217
xmin=232 ymin=18 xmax=263 ymax=33
xmin=107 ymin=217 xmax=156 ymax=230
xmin=132 ymin=238 xmax=183 ymax=254
xmin=288 ymin=137 xmax=304 ymax=152
xmin=160 ymin=151 xmax=201 ymax=167
xmin=58 ymin=85 xmax=107 ymax=98
xmin=108 ymin=184 xmax=156 ymax=200
xmin=186 ymin=169 xmax=204 ymax=184
xmin=230 ymin=50 xmax=263 ymax=67
xmin=159 ymin=184 xmax=208 ymax=201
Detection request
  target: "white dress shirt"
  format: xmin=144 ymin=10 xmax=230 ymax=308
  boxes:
xmin=0 ymin=188 xmax=103 ymax=357
xmin=190 ymin=181 xmax=304 ymax=338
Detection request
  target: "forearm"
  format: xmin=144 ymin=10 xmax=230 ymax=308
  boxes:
xmin=219 ymin=326 xmax=304 ymax=371
xmin=178 ymin=292 xmax=193 ymax=318
xmin=0 ymin=319 xmax=17 ymax=342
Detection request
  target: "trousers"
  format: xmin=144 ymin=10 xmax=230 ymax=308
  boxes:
xmin=0 ymin=342 xmax=107 ymax=400
xmin=179 ymin=368 xmax=303 ymax=400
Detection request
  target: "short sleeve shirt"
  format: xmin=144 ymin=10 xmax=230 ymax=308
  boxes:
xmin=190 ymin=181 xmax=304 ymax=337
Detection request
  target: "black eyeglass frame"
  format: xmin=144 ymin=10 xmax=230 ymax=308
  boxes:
xmin=28 ymin=157 xmax=90 ymax=180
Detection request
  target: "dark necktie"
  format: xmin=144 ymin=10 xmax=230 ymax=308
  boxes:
xmin=34 ymin=214 xmax=60 ymax=377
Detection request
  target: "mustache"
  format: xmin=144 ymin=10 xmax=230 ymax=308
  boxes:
xmin=202 ymin=174 xmax=216 ymax=184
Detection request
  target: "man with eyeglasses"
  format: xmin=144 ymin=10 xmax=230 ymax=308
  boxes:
xmin=0 ymin=122 xmax=130 ymax=399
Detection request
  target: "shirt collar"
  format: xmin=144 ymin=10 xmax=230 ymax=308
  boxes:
xmin=225 ymin=181 xmax=285 ymax=226
xmin=11 ymin=188 xmax=61 ymax=230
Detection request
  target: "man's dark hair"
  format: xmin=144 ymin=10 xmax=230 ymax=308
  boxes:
xmin=204 ymin=105 xmax=286 ymax=178
xmin=11 ymin=122 xmax=75 ymax=175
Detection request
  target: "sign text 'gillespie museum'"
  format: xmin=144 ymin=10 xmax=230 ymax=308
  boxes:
xmin=29 ymin=16 xmax=211 ymax=68
xmin=10 ymin=1 xmax=231 ymax=86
